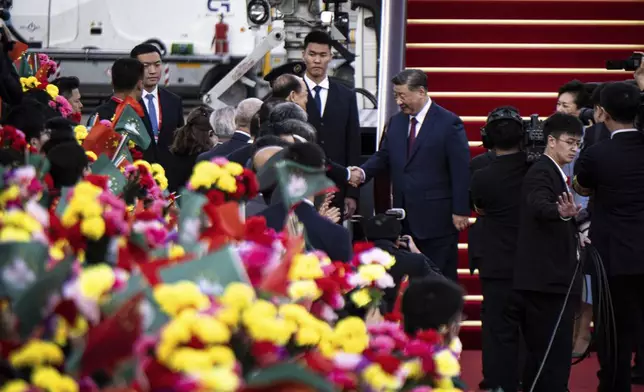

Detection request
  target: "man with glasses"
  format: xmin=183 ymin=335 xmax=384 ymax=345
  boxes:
xmin=509 ymin=112 xmax=585 ymax=392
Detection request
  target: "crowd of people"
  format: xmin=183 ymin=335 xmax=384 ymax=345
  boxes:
xmin=0 ymin=30 xmax=471 ymax=391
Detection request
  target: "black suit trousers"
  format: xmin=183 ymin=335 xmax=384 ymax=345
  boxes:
xmin=414 ymin=234 xmax=459 ymax=281
xmin=507 ymin=290 xmax=578 ymax=392
xmin=595 ymin=274 xmax=644 ymax=392
xmin=480 ymin=278 xmax=524 ymax=392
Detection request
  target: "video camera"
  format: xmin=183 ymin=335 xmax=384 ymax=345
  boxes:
xmin=606 ymin=52 xmax=642 ymax=72
xmin=481 ymin=107 xmax=546 ymax=162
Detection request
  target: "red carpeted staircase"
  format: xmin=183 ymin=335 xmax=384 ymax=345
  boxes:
xmin=405 ymin=0 xmax=642 ymax=351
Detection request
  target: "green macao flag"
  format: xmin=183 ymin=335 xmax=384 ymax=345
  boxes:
xmin=177 ymin=189 xmax=208 ymax=252
xmin=274 ymin=159 xmax=338 ymax=209
xmin=113 ymin=105 xmax=151 ymax=150
xmin=91 ymin=154 xmax=127 ymax=195
xmin=0 ymin=242 xmax=49 ymax=300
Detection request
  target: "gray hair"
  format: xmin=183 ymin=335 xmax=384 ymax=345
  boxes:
xmin=210 ymin=106 xmax=236 ymax=138
xmin=391 ymin=69 xmax=428 ymax=92
xmin=278 ymin=119 xmax=317 ymax=143
xmin=235 ymin=98 xmax=263 ymax=129
xmin=269 ymin=102 xmax=308 ymax=124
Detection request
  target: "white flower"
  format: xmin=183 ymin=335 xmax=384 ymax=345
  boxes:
xmin=197 ymin=277 xmax=224 ymax=296
xmin=333 ymin=353 xmax=363 ymax=370
xmin=2 ymin=258 xmax=36 ymax=291
xmin=139 ymin=300 xmax=156 ymax=331
xmin=286 ymin=175 xmax=307 ymax=199
xmin=359 ymin=248 xmax=396 ymax=269
xmin=375 ymin=273 xmax=395 ymax=289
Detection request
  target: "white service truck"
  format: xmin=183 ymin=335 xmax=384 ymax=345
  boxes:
xmin=7 ymin=0 xmax=380 ymax=115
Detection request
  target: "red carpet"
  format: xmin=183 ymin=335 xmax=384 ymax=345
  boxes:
xmin=460 ymin=351 xmax=644 ymax=392
xmin=403 ymin=0 xmax=644 ymax=385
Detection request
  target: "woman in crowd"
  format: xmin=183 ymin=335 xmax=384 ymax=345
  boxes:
xmin=167 ymin=105 xmax=216 ymax=193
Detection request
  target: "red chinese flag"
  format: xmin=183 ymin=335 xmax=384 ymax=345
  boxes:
xmin=82 ymin=123 xmax=123 ymax=160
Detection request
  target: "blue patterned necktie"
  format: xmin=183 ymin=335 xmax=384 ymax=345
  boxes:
xmin=146 ymin=94 xmax=159 ymax=141
xmin=313 ymin=85 xmax=323 ymax=116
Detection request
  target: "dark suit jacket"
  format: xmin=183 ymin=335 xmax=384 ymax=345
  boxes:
xmin=140 ymin=88 xmax=184 ymax=165
xmin=306 ymin=79 xmax=361 ymax=212
xmin=470 ymin=152 xmax=529 ymax=279
xmin=514 ymin=155 xmax=580 ymax=294
xmin=197 ymin=132 xmax=251 ymax=163
xmin=257 ymin=202 xmax=353 ymax=262
xmin=227 ymin=144 xmax=253 ymax=167
xmin=166 ymin=153 xmax=198 ymax=193
xmin=361 ymin=103 xmax=471 ymax=240
xmin=575 ymin=130 xmax=644 ymax=276
xmin=467 ymin=150 xmax=496 ymax=274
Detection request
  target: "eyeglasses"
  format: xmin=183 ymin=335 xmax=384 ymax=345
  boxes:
xmin=557 ymin=138 xmax=582 ymax=148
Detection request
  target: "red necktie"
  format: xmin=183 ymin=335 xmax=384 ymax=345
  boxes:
xmin=408 ymin=117 xmax=418 ymax=157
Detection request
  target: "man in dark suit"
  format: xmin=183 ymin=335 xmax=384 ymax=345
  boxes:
xmin=197 ymin=98 xmax=263 ymax=162
xmin=302 ymin=31 xmax=361 ymax=220
xmin=89 ymin=58 xmax=145 ymax=130
xmin=349 ymin=69 xmax=470 ymax=281
xmin=511 ymin=112 xmax=584 ymax=392
xmin=130 ymin=44 xmax=184 ymax=165
xmin=257 ymin=142 xmax=353 ymax=262
xmin=470 ymin=107 xmax=528 ymax=392
xmin=574 ymin=82 xmax=644 ymax=392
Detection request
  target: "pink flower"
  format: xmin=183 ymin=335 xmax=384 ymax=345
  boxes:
xmin=409 ymin=387 xmax=433 ymax=392
xmin=212 ymin=157 xmax=229 ymax=166
xmin=99 ymin=119 xmax=112 ymax=127
xmin=370 ymin=335 xmax=396 ymax=353
xmin=55 ymin=95 xmax=73 ymax=118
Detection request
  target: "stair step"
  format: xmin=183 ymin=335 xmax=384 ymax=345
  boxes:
xmin=435 ymin=96 xmax=558 ymax=117
xmin=406 ymin=46 xmax=640 ymax=69
xmin=407 ymin=0 xmax=644 ymax=21
xmin=418 ymin=70 xmax=632 ymax=92
xmin=459 ymin=273 xmax=482 ymax=294
xmin=406 ymin=24 xmax=644 ymax=45
xmin=464 ymin=297 xmax=482 ymax=322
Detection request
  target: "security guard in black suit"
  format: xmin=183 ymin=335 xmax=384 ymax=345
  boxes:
xmin=574 ymin=82 xmax=644 ymax=392
xmin=510 ymin=112 xmax=584 ymax=392
xmin=470 ymin=107 xmax=528 ymax=392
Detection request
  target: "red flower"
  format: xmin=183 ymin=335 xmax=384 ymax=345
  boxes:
xmin=367 ymin=352 xmax=402 ymax=374
xmin=250 ymin=341 xmax=281 ymax=367
xmin=231 ymin=180 xmax=247 ymax=200
xmin=244 ymin=216 xmax=275 ymax=247
xmin=242 ymin=168 xmax=260 ymax=198
xmin=416 ymin=329 xmax=443 ymax=346
xmin=84 ymin=174 xmax=109 ymax=190
xmin=206 ymin=189 xmax=226 ymax=206
xmin=353 ymin=241 xmax=374 ymax=255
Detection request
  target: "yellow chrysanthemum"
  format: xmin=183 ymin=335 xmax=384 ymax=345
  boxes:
xmin=9 ymin=340 xmax=65 ymax=368
xmin=153 ymin=281 xmax=210 ymax=317
xmin=80 ymin=216 xmax=106 ymax=240
xmin=168 ymin=244 xmax=185 ymax=259
xmin=31 ymin=366 xmax=78 ymax=392
xmin=133 ymin=160 xmax=152 ymax=172
xmin=223 ymin=161 xmax=243 ymax=176
xmin=289 ymin=253 xmax=324 ymax=281
xmin=0 ymin=380 xmax=29 ymax=392
xmin=287 ymin=280 xmax=322 ymax=301
xmin=216 ymin=173 xmax=237 ymax=193
xmin=2 ymin=210 xmax=42 ymax=233
xmin=151 ymin=163 xmax=165 ymax=176
xmin=78 ymin=264 xmax=115 ymax=301
xmin=219 ymin=282 xmax=256 ymax=310
xmin=350 ymin=288 xmax=372 ymax=308
xmin=45 ymin=84 xmax=59 ymax=99
xmin=362 ymin=363 xmax=403 ymax=391
xmin=74 ymin=125 xmax=88 ymax=144
xmin=357 ymin=263 xmax=387 ymax=283
xmin=434 ymin=349 xmax=461 ymax=378
xmin=85 ymin=151 xmax=97 ymax=161
xmin=0 ymin=185 xmax=20 ymax=207
xmin=0 ymin=227 xmax=31 ymax=242
xmin=192 ymin=367 xmax=240 ymax=392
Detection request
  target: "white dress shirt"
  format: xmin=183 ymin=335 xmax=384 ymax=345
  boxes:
xmin=409 ymin=97 xmax=432 ymax=137
xmin=611 ymin=128 xmax=639 ymax=139
xmin=304 ymin=74 xmax=330 ymax=116
xmin=142 ymin=87 xmax=161 ymax=127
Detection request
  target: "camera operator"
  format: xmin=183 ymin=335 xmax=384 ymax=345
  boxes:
xmin=469 ymin=106 xmax=528 ymax=391
xmin=573 ymin=81 xmax=644 ymax=392
xmin=360 ymin=213 xmax=442 ymax=312
xmin=511 ymin=112 xmax=584 ymax=392
xmin=0 ymin=19 xmax=23 ymax=120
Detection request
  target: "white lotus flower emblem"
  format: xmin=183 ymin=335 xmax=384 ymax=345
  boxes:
xmin=286 ymin=175 xmax=307 ymax=199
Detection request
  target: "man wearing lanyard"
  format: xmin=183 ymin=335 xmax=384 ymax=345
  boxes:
xmin=130 ymin=43 xmax=184 ymax=167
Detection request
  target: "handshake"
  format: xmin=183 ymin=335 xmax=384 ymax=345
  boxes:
xmin=347 ymin=166 xmax=365 ymax=187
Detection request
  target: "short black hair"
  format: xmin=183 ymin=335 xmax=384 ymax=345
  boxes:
xmin=111 ymin=58 xmax=144 ymax=93
xmin=253 ymin=135 xmax=291 ymax=151
xmin=52 ymin=76 xmax=80 ymax=97
xmin=590 ymin=83 xmax=606 ymax=107
xmin=269 ymin=102 xmax=307 ymax=124
xmin=259 ymin=97 xmax=284 ymax=125
xmin=3 ymin=101 xmax=47 ymax=141
xmin=279 ymin=119 xmax=316 ymax=143
xmin=600 ymin=82 xmax=641 ymax=124
xmin=47 ymin=141 xmax=89 ymax=189
xmin=303 ymin=30 xmax=332 ymax=50
xmin=402 ymin=277 xmax=465 ymax=336
xmin=558 ymin=80 xmax=591 ymax=109
xmin=257 ymin=121 xmax=294 ymax=139
xmin=272 ymin=74 xmax=304 ymax=100
xmin=391 ymin=69 xmax=427 ymax=92
xmin=544 ymin=112 xmax=584 ymax=140
xmin=283 ymin=141 xmax=325 ymax=169
xmin=41 ymin=117 xmax=76 ymax=154
xmin=130 ymin=43 xmax=162 ymax=59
